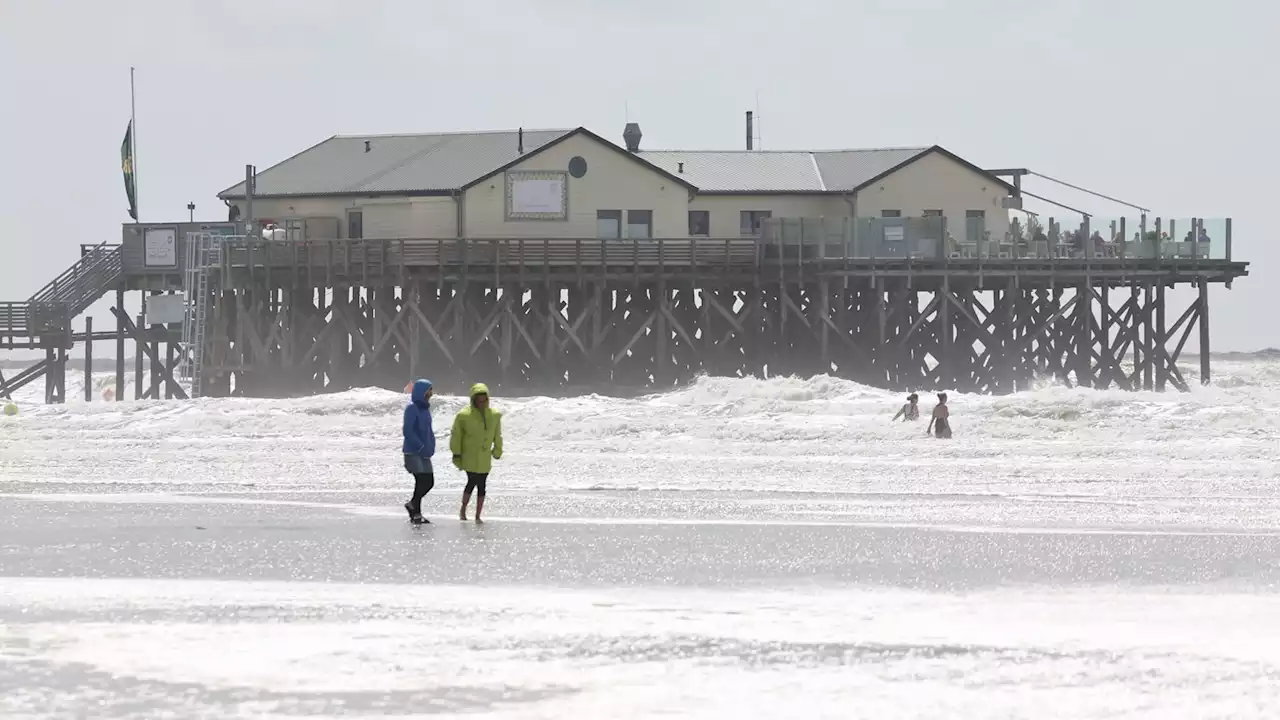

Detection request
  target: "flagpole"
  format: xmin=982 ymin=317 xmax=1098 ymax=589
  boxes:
xmin=130 ymin=66 xmax=138 ymax=224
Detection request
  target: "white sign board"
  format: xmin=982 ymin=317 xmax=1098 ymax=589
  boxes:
xmin=145 ymin=293 xmax=186 ymax=326
xmin=505 ymin=171 xmax=567 ymax=220
xmin=144 ymin=228 xmax=177 ymax=267
xmin=883 ymin=225 xmax=905 ymax=243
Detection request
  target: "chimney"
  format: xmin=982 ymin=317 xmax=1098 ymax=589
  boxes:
xmin=746 ymin=111 xmax=753 ymax=151
xmin=364 ymin=140 xmax=371 ymax=153
xmin=518 ymin=127 xmax=524 ymax=154
xmin=623 ymin=122 xmax=642 ymax=153
xmin=677 ymin=161 xmax=684 ymax=174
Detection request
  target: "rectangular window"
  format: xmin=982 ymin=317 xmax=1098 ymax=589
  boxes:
xmin=966 ymin=210 xmax=986 ymax=219
xmin=881 ymin=210 xmax=902 ymax=218
xmin=346 ymin=210 xmax=363 ymax=239
xmin=922 ymin=209 xmax=943 ymax=217
xmin=740 ymin=210 xmax=772 ymax=236
xmin=688 ymin=210 xmax=710 ymax=236
xmin=626 ymin=210 xmax=653 ymax=239
xmin=597 ymin=210 xmax=622 ymax=239
xmin=283 ymin=218 xmax=304 ymax=241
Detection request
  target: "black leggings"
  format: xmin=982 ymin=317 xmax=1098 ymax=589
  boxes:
xmin=464 ymin=472 xmax=488 ymax=498
xmin=410 ymin=473 xmax=434 ymax=510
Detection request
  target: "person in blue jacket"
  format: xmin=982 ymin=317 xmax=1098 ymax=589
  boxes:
xmin=402 ymin=378 xmax=436 ymax=524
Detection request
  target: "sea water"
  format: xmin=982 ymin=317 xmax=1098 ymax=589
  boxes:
xmin=2 ymin=357 xmax=1279 ymax=718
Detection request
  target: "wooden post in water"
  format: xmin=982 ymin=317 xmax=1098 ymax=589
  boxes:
xmin=115 ymin=288 xmax=125 ymax=401
xmin=1199 ymin=281 xmax=1211 ymax=385
xmin=149 ymin=291 xmax=161 ymax=396
xmin=134 ymin=312 xmax=144 ymax=399
xmin=44 ymin=348 xmax=55 ymax=404
xmin=84 ymin=316 xmax=93 ymax=402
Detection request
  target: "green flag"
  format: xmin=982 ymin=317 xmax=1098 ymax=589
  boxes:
xmin=121 ymin=120 xmax=137 ymax=221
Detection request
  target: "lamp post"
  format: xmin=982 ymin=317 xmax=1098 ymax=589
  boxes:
xmin=187 ymin=202 xmax=195 ymax=222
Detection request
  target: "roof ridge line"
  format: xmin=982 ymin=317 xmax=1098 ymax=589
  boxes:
xmin=332 ymin=128 xmax=574 ymax=139
xmin=639 ymin=145 xmax=931 ymax=154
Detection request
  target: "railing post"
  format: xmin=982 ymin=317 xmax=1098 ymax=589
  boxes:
xmin=1225 ymin=218 xmax=1232 ymax=263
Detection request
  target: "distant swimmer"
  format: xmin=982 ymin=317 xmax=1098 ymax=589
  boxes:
xmin=926 ymin=393 xmax=952 ymax=439
xmin=402 ymin=378 xmax=436 ymax=524
xmin=892 ymin=393 xmax=920 ymax=422
xmin=452 ymin=383 xmax=504 ymax=524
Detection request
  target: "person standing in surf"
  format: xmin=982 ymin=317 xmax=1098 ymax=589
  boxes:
xmin=402 ymin=378 xmax=436 ymax=524
xmin=892 ymin=393 xmax=920 ymax=422
xmin=451 ymin=383 xmax=503 ymax=524
xmin=926 ymin=392 xmax=952 ymax=439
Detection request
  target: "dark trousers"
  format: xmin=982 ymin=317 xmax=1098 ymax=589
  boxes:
xmin=410 ymin=473 xmax=435 ymax=511
xmin=464 ymin=472 xmax=488 ymax=498
xmin=405 ymin=454 xmax=435 ymax=512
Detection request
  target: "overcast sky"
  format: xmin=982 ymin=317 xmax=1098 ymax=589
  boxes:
xmin=0 ymin=0 xmax=1275 ymax=360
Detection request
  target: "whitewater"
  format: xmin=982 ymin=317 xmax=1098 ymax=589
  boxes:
xmin=3 ymin=357 xmax=1280 ymax=718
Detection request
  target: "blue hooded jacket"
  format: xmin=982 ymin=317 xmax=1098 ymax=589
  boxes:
xmin=402 ymin=379 xmax=435 ymax=457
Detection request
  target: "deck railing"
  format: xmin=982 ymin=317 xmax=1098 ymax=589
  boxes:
xmin=116 ymin=225 xmax=1243 ymax=279
xmin=212 ymin=237 xmax=763 ymax=273
xmin=0 ymin=301 xmax=72 ymax=339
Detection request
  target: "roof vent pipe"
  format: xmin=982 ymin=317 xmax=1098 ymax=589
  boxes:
xmin=677 ymin=161 xmax=684 ymax=174
xmin=364 ymin=140 xmax=371 ymax=153
xmin=746 ymin=111 xmax=753 ymax=151
xmin=518 ymin=127 xmax=524 ymax=154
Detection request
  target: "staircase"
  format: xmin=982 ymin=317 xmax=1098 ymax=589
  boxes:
xmin=0 ymin=243 xmax=124 ymax=399
xmin=30 ymin=243 xmax=125 ymax=321
xmin=2 ymin=243 xmax=123 ymax=344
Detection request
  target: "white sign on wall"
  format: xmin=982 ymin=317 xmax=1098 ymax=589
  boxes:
xmin=144 ymin=227 xmax=178 ymax=267
xmin=145 ymin=293 xmax=186 ymax=326
xmin=505 ymin=171 xmax=568 ymax=220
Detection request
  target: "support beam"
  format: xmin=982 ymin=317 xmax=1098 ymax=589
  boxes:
xmin=84 ymin=315 xmax=93 ymax=402
xmin=1199 ymin=281 xmax=1211 ymax=385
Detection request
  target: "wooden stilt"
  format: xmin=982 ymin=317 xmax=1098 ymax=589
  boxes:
xmin=84 ymin=316 xmax=93 ymax=402
xmin=1199 ymin=281 xmax=1211 ymax=385
xmin=115 ymin=289 xmax=126 ymax=401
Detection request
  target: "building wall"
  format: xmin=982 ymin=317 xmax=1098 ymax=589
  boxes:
xmin=853 ymin=151 xmax=1011 ymax=240
xmin=222 ymin=144 xmax=1008 ymax=241
xmin=688 ymin=194 xmax=850 ymax=236
xmin=227 ymin=196 xmax=457 ymax=238
xmin=462 ymin=132 xmax=688 ymax=238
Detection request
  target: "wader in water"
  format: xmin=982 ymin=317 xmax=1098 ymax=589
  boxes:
xmin=893 ymin=393 xmax=920 ymax=422
xmin=928 ymin=393 xmax=952 ymax=439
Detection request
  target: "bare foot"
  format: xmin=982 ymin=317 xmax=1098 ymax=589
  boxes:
xmin=474 ymin=517 xmax=483 ymax=525
xmin=459 ymin=514 xmax=467 ymax=521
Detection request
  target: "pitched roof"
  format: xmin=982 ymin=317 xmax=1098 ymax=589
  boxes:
xmin=218 ymin=128 xmax=575 ymax=198
xmin=458 ymin=127 xmax=697 ymax=192
xmin=638 ymin=147 xmax=936 ymax=193
xmin=218 ymin=129 xmax=1011 ymax=200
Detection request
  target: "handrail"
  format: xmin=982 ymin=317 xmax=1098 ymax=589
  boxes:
xmin=29 ymin=242 xmax=111 ymax=303
xmin=0 ymin=300 xmax=70 ymax=337
xmin=29 ymin=244 xmax=124 ymax=314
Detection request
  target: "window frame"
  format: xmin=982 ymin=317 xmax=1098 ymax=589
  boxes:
xmin=596 ymin=209 xmax=623 ymax=239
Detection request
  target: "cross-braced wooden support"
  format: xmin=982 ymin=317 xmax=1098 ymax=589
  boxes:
xmin=195 ymin=274 xmax=1217 ymax=397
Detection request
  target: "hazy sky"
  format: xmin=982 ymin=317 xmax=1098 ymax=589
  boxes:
xmin=1 ymin=0 xmax=1275 ymax=358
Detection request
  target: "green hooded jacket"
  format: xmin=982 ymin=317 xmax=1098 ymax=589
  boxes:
xmin=450 ymin=383 xmax=503 ymax=473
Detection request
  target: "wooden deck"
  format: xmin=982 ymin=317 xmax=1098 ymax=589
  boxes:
xmin=117 ymin=236 xmax=1249 ymax=290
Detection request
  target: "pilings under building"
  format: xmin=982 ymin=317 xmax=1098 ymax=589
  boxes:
xmin=0 ymin=217 xmax=1249 ymax=404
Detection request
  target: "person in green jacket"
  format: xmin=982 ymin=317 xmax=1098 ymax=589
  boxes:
xmin=451 ymin=382 xmax=503 ymax=523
